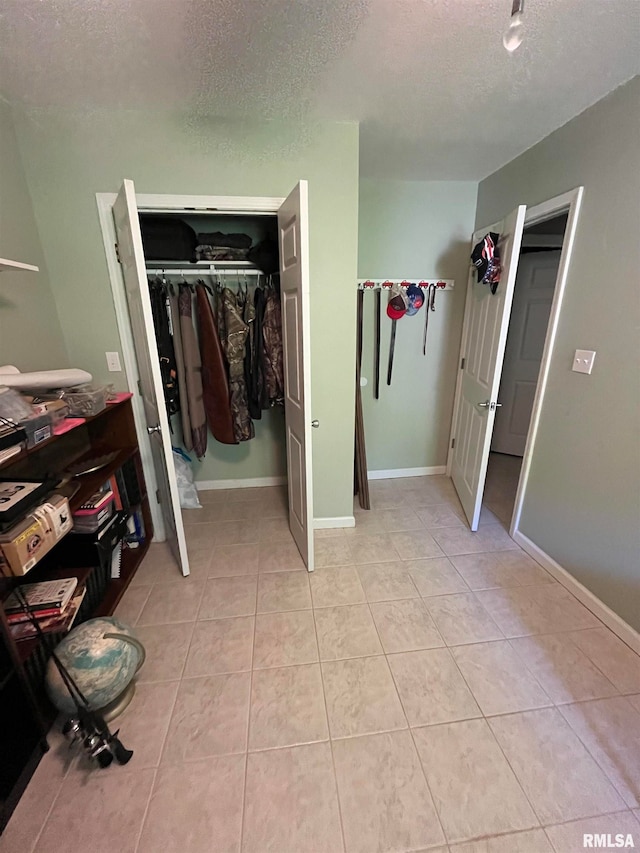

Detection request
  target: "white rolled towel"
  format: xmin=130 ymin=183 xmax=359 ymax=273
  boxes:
xmin=0 ymin=367 xmax=93 ymax=390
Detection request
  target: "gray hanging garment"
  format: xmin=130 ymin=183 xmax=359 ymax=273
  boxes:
xmin=262 ymin=286 xmax=284 ymax=406
xmin=168 ymin=290 xmax=192 ymax=451
xmin=178 ymin=286 xmax=207 ymax=457
xmin=221 ymin=287 xmax=254 ymax=442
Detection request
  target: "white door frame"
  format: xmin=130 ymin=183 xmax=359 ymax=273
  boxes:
xmin=447 ymin=187 xmax=583 ymax=538
xmin=96 ymin=192 xmax=285 ymax=541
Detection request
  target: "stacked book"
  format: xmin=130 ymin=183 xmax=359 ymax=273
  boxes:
xmin=72 ymin=487 xmax=115 ymax=534
xmin=0 ymin=420 xmax=26 ymax=465
xmin=3 ymin=578 xmax=85 ymax=641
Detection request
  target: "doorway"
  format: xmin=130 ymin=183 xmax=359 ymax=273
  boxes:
xmin=483 ymin=213 xmax=568 ymax=526
xmin=448 ymin=187 xmax=584 ymax=535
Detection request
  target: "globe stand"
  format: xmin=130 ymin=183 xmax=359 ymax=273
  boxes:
xmin=99 ymin=679 xmax=137 ymax=722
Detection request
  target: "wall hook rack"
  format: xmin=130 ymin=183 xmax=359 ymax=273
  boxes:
xmin=357 ymin=278 xmax=454 ymax=291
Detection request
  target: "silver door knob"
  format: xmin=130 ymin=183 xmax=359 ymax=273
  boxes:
xmin=147 ymin=424 xmax=161 ymax=435
xmin=477 ymin=401 xmax=491 ymax=408
xmin=311 ymin=420 xmax=320 ymax=428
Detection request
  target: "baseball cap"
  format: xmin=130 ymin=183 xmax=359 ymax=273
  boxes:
xmin=386 ymin=283 xmax=408 ymax=320
xmin=471 ymin=232 xmax=502 ymax=294
xmin=405 ymin=284 xmax=425 ymax=316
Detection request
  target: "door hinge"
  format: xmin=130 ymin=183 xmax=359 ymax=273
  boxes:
xmin=115 ymin=242 xmax=121 ymax=264
xmin=451 ymin=438 xmax=456 ymax=449
xmin=156 ymin=489 xmax=161 ymax=504
xmin=460 ymin=357 xmax=466 ymax=370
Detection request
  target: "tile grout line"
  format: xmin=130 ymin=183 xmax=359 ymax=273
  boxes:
xmin=553 ymin=700 xmax=635 ymax=811
xmin=238 ymin=577 xmax=259 ymax=853
xmin=132 ymin=767 xmax=158 ymax=853
xmin=23 ymin=762 xmax=68 ymax=853
xmin=144 ymin=581 xmax=203 ymax=773
xmin=311 ymin=593 xmax=349 ymax=853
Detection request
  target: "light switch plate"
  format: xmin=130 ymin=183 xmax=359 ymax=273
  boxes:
xmin=572 ymin=349 xmax=596 ymax=375
xmin=106 ymin=351 xmax=122 ymax=372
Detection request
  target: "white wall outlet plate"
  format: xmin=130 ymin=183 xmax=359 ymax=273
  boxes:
xmin=106 ymin=351 xmax=122 ymax=372
xmin=572 ymin=349 xmax=596 ymax=375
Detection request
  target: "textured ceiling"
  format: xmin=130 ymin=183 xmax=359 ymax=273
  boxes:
xmin=0 ymin=0 xmax=638 ymax=180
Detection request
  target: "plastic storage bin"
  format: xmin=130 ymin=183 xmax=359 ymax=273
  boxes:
xmin=19 ymin=414 xmax=52 ymax=448
xmin=62 ymin=386 xmax=107 ymax=418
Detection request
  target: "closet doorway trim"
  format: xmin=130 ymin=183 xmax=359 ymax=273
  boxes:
xmin=96 ymin=192 xmax=285 ymax=541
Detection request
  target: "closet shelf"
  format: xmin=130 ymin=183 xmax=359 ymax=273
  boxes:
xmin=146 ymin=260 xmax=255 ymax=270
xmin=0 ymin=258 xmax=39 ymax=273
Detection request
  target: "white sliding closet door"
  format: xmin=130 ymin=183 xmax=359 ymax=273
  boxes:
xmin=450 ymin=205 xmax=526 ymax=530
xmin=278 ymin=181 xmax=314 ymax=571
xmin=113 ymin=179 xmax=190 ymax=577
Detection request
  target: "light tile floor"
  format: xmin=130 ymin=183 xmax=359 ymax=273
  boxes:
xmin=4 ymin=474 xmax=640 ymax=853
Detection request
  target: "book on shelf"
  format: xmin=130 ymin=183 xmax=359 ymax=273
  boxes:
xmin=73 ymin=488 xmax=114 ymax=516
xmin=3 ymin=577 xmax=78 ymax=615
xmin=108 ymin=474 xmax=123 ymax=511
xmin=9 ymin=586 xmax=86 ymax=641
xmin=7 ymin=606 xmax=63 ymax=624
xmin=114 ymin=468 xmax=130 ymax=510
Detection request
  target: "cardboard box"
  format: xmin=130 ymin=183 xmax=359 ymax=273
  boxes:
xmin=0 ymin=495 xmax=72 ymax=576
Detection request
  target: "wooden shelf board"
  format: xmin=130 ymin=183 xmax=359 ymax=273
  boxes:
xmin=0 ymin=397 xmax=131 ymax=473
xmin=0 ymin=258 xmax=39 ymax=273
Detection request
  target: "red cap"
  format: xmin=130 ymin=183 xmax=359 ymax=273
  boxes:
xmin=386 ymin=295 xmax=407 ymax=320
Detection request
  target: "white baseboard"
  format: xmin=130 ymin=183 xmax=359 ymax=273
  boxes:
xmin=512 ymin=530 xmax=640 ymax=656
xmin=314 ymin=516 xmax=356 ymax=529
xmin=368 ymin=466 xmax=447 ymax=480
xmin=196 ymin=476 xmax=286 ymax=491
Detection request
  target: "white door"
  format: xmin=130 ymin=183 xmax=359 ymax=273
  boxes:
xmin=492 ymin=250 xmax=561 ymax=456
xmin=450 ymin=206 xmax=527 ymax=529
xmin=278 ymin=181 xmax=314 ymax=570
xmin=113 ymin=179 xmax=190 ymax=576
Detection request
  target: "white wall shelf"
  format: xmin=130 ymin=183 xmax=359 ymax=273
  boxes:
xmin=0 ymin=258 xmax=39 ymax=273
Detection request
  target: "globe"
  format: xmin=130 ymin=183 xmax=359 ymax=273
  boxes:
xmin=45 ymin=617 xmax=145 ymax=716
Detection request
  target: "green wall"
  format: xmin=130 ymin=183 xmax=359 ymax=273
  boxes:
xmin=0 ymin=102 xmax=67 ymax=371
xmin=476 ymin=77 xmax=640 ymax=631
xmin=358 ymin=179 xmax=478 ymax=471
xmin=13 ymin=111 xmax=359 ymax=519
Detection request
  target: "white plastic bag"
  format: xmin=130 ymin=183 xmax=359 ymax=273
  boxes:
xmin=172 ymin=448 xmax=202 ymax=509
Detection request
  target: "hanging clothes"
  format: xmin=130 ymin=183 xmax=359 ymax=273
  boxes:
xmin=167 ymin=289 xmax=191 ymax=451
xmin=253 ymin=286 xmax=268 ymax=411
xmin=149 ymin=279 xmax=180 ymax=417
xmin=195 ymin=284 xmax=236 ymax=445
xmin=220 ymin=287 xmax=254 ymax=443
xmin=262 ymin=284 xmax=285 ymax=406
xmin=243 ymin=287 xmax=261 ymax=421
xmin=178 ymin=286 xmax=207 ymax=457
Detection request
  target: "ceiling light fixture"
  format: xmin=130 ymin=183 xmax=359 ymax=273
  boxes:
xmin=503 ymin=0 xmax=525 ymax=52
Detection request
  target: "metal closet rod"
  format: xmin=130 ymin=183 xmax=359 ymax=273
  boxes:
xmin=357 ymin=278 xmax=455 ymax=290
xmin=146 ymin=268 xmax=269 ymax=277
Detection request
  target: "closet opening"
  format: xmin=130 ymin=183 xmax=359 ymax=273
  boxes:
xmin=97 ymin=183 xmax=314 ymax=577
xmin=483 ymin=212 xmax=568 ymax=527
xmin=140 ymin=208 xmax=286 ymax=483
